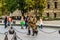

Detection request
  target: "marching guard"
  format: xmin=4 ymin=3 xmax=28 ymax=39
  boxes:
xmin=27 ymin=15 xmax=38 ymax=36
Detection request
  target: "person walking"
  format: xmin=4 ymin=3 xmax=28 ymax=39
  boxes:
xmin=31 ymin=16 xmax=37 ymax=36
xmin=8 ymin=17 xmax=12 ymax=27
xmin=7 ymin=16 xmax=10 ymax=26
xmin=25 ymin=15 xmax=28 ymax=29
xmin=27 ymin=15 xmax=31 ymax=35
xmin=4 ymin=16 xmax=8 ymax=28
xmin=20 ymin=16 xmax=25 ymax=29
xmin=40 ymin=17 xmax=43 ymax=29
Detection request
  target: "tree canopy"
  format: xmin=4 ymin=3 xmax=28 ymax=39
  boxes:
xmin=0 ymin=0 xmax=46 ymax=16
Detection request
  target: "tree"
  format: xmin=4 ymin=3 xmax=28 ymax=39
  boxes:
xmin=0 ymin=0 xmax=46 ymax=16
xmin=17 ymin=0 xmax=35 ymax=16
xmin=25 ymin=0 xmax=46 ymax=17
xmin=16 ymin=0 xmax=26 ymax=16
xmin=4 ymin=0 xmax=17 ymax=14
xmin=36 ymin=0 xmax=46 ymax=17
xmin=0 ymin=0 xmax=6 ymax=15
xmin=0 ymin=0 xmax=2 ymax=16
xmin=25 ymin=0 xmax=35 ymax=11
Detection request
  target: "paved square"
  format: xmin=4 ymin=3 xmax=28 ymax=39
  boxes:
xmin=0 ymin=26 xmax=59 ymax=40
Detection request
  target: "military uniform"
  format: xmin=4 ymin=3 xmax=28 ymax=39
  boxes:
xmin=30 ymin=17 xmax=36 ymax=29
xmin=31 ymin=17 xmax=37 ymax=36
xmin=27 ymin=17 xmax=31 ymax=35
xmin=27 ymin=16 xmax=38 ymax=36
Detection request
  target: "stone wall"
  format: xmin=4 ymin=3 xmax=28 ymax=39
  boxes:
xmin=43 ymin=0 xmax=60 ymax=18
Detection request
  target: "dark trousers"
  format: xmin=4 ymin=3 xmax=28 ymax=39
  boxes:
xmin=32 ymin=30 xmax=38 ymax=36
xmin=25 ymin=22 xmax=28 ymax=29
xmin=8 ymin=21 xmax=10 ymax=26
xmin=5 ymin=22 xmax=7 ymax=28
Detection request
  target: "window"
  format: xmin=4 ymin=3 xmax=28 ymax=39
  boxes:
xmin=54 ymin=2 xmax=57 ymax=8
xmin=54 ymin=13 xmax=56 ymax=18
xmin=47 ymin=13 xmax=49 ymax=17
xmin=47 ymin=2 xmax=50 ymax=9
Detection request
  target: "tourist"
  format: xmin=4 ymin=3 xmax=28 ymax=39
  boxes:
xmin=40 ymin=17 xmax=43 ymax=29
xmin=20 ymin=16 xmax=25 ymax=29
xmin=7 ymin=16 xmax=10 ymax=26
xmin=25 ymin=15 xmax=28 ymax=29
xmin=8 ymin=16 xmax=12 ymax=27
xmin=4 ymin=16 xmax=8 ymax=28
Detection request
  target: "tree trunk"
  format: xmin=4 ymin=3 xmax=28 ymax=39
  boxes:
xmin=22 ymin=12 xmax=24 ymax=16
xmin=21 ymin=11 xmax=24 ymax=16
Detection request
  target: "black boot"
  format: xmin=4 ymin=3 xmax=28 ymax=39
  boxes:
xmin=32 ymin=31 xmax=35 ymax=36
xmin=13 ymin=32 xmax=17 ymax=40
xmin=59 ymin=30 xmax=60 ymax=34
xmin=27 ymin=30 xmax=31 ymax=35
xmin=35 ymin=30 xmax=38 ymax=36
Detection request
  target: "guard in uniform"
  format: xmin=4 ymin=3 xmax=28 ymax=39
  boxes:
xmin=27 ymin=16 xmax=31 ymax=35
xmin=27 ymin=15 xmax=38 ymax=36
xmin=31 ymin=16 xmax=38 ymax=36
xmin=27 ymin=15 xmax=34 ymax=35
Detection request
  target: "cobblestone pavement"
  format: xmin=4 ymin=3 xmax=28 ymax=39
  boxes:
xmin=0 ymin=26 xmax=59 ymax=40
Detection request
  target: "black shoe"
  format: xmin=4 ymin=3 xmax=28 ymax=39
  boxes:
xmin=27 ymin=34 xmax=30 ymax=35
xmin=32 ymin=34 xmax=34 ymax=36
xmin=27 ymin=30 xmax=31 ymax=35
xmin=32 ymin=30 xmax=35 ymax=36
xmin=35 ymin=31 xmax=38 ymax=36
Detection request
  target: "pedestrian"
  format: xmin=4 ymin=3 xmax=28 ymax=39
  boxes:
xmin=25 ymin=15 xmax=28 ymax=29
xmin=27 ymin=15 xmax=31 ymax=35
xmin=4 ymin=16 xmax=8 ymax=28
xmin=8 ymin=17 xmax=12 ymax=27
xmin=20 ymin=16 xmax=25 ymax=29
xmin=7 ymin=16 xmax=10 ymax=26
xmin=31 ymin=16 xmax=37 ymax=36
xmin=40 ymin=17 xmax=43 ymax=29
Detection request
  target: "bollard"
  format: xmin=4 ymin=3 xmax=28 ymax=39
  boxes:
xmin=13 ymin=32 xmax=17 ymax=40
xmin=4 ymin=33 xmax=8 ymax=40
xmin=9 ymin=27 xmax=15 ymax=34
xmin=13 ymin=21 xmax=16 ymax=24
xmin=59 ymin=30 xmax=60 ymax=34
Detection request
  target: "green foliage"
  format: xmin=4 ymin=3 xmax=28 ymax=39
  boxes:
xmin=4 ymin=0 xmax=17 ymax=13
xmin=25 ymin=0 xmax=35 ymax=10
xmin=0 ymin=0 xmax=46 ymax=16
xmin=38 ymin=0 xmax=46 ymax=17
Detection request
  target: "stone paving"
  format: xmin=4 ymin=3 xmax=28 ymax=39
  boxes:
xmin=0 ymin=26 xmax=59 ymax=40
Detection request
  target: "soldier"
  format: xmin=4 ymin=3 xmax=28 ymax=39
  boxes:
xmin=27 ymin=14 xmax=38 ymax=36
xmin=31 ymin=16 xmax=38 ymax=36
xmin=27 ymin=15 xmax=31 ymax=35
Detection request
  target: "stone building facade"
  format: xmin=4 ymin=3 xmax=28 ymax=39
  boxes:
xmin=43 ymin=0 xmax=60 ymax=18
